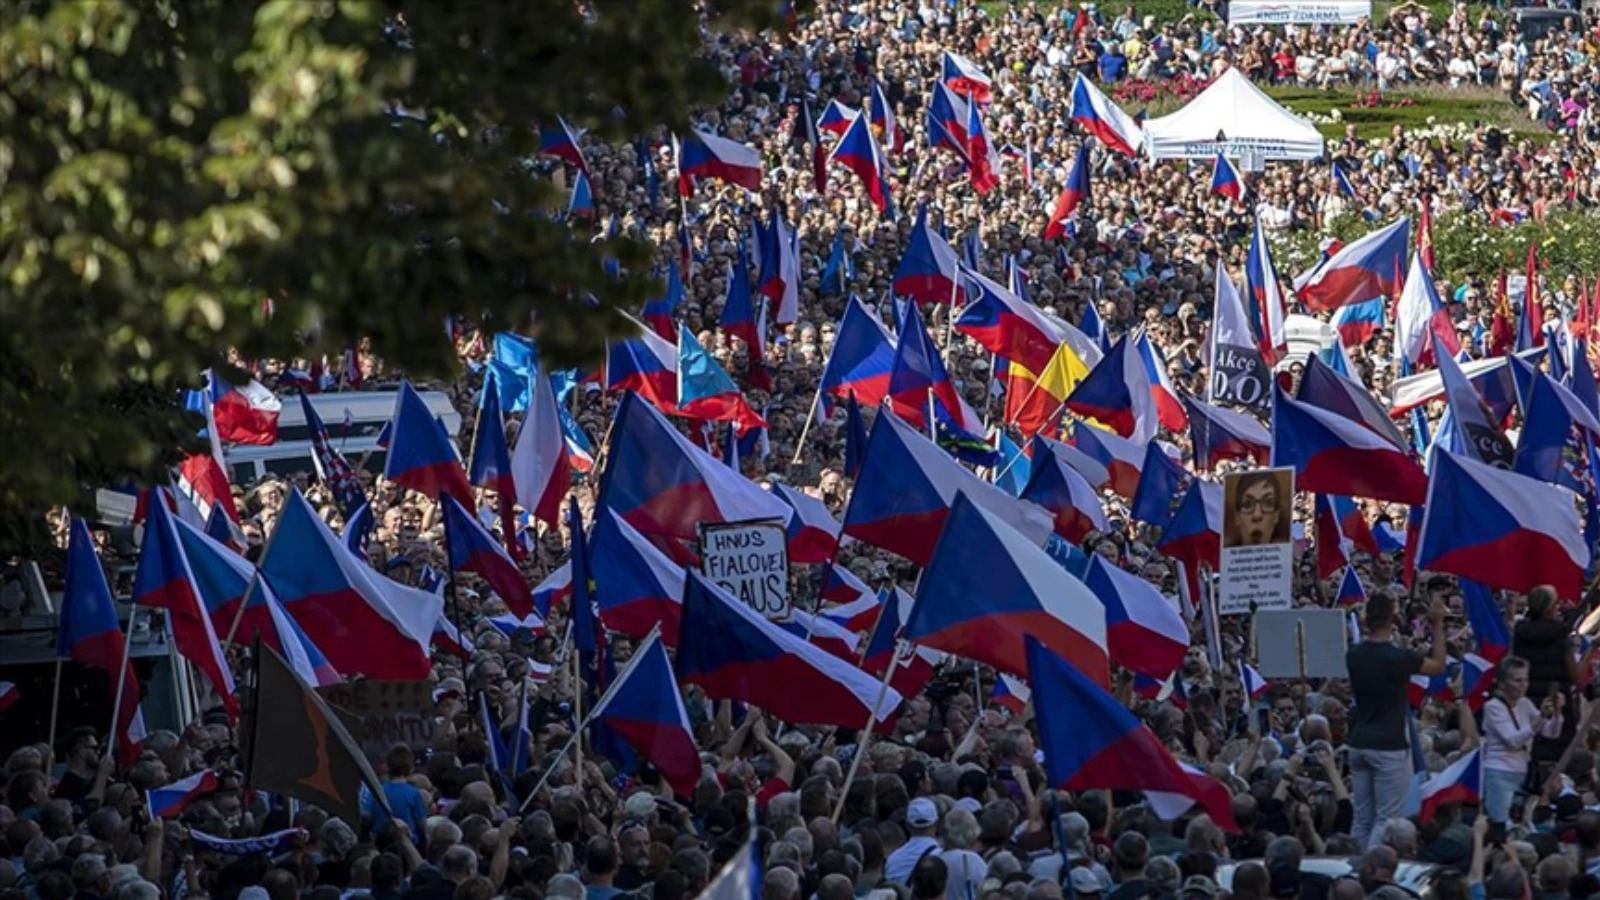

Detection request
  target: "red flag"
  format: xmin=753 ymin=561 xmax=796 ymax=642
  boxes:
xmin=1488 ymin=268 xmax=1515 ymax=357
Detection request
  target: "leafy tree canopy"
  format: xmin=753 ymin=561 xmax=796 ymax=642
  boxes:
xmin=0 ymin=0 xmax=787 ymax=552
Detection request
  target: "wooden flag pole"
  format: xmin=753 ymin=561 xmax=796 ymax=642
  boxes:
xmin=829 ymin=656 xmax=898 ymax=825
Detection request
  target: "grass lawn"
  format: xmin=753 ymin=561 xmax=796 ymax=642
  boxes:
xmin=1264 ymin=85 xmax=1548 ymax=140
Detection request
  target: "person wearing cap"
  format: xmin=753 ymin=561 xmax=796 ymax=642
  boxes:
xmin=886 ymin=798 xmax=943 ymax=885
xmin=1181 ymin=875 xmax=1219 ymax=900
xmin=1105 ymin=832 xmax=1151 ymax=900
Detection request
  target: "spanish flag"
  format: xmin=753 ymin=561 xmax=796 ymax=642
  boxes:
xmin=1006 ymin=342 xmax=1090 ymax=438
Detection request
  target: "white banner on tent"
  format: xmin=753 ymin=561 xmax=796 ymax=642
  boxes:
xmin=1228 ymin=0 xmax=1371 ymax=25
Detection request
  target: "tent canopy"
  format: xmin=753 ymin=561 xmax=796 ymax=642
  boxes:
xmin=1142 ymin=68 xmax=1325 ymax=162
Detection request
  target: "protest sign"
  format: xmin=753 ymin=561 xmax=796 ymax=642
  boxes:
xmin=698 ymin=519 xmax=791 ymax=620
xmin=314 ymin=680 xmax=437 ymax=761
xmin=1219 ymin=468 xmax=1294 ymax=614
xmin=1254 ymin=609 xmax=1350 ymax=678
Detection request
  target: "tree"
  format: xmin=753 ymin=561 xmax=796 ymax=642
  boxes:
xmin=0 ymin=0 xmax=788 ymax=553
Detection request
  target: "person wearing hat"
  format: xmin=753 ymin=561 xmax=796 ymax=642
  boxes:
xmin=886 ymin=798 xmax=943 ymax=885
xmin=1181 ymin=876 xmax=1219 ymax=900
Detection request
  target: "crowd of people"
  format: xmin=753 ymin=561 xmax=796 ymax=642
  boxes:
xmin=11 ymin=2 xmax=1600 ymax=900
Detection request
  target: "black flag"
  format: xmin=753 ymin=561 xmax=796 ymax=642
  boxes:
xmin=242 ymin=644 xmax=388 ymax=824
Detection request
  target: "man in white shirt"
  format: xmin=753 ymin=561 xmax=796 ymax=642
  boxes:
xmin=938 ymin=809 xmax=987 ymax=900
xmin=886 ymin=798 xmax=943 ymax=886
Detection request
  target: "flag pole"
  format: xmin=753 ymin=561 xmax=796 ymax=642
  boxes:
xmin=830 ymin=657 xmax=898 ymax=825
xmin=47 ymin=658 xmax=63 ymax=755
xmin=107 ymin=605 xmax=139 ymax=756
xmin=518 ymin=626 xmax=661 ymax=812
xmin=789 ymin=386 xmax=826 ymax=466
xmin=572 ymin=651 xmax=585 ymax=798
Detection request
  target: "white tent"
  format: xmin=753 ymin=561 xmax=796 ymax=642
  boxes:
xmin=1142 ymin=68 xmax=1325 ymax=162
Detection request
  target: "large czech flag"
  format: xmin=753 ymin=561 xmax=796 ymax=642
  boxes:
xmin=1272 ymin=386 xmax=1427 ymax=505
xmin=904 ymin=493 xmax=1109 ymax=686
xmin=1417 ymin=451 xmax=1590 ymax=598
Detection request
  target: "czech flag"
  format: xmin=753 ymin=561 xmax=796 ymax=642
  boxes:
xmin=819 ymin=99 xmax=858 ymax=135
xmin=956 ymin=269 xmax=1062 ymax=375
xmin=905 ymin=493 xmax=1110 ymax=685
xmin=1461 ymin=578 xmax=1510 ymax=663
xmin=1271 ymin=386 xmax=1428 ymax=505
xmin=470 ymin=377 xmax=521 ymax=550
xmin=567 ymin=169 xmax=595 ymax=219
xmin=133 ymin=497 xmax=238 ymax=720
xmin=1298 ymin=354 xmax=1408 ymax=450
xmin=675 ymin=129 xmax=763 ymax=195
xmin=1183 ymin=395 xmax=1271 ymax=470
xmin=1332 ymin=297 xmax=1387 ymax=347
xmin=770 ymin=482 xmax=844 ymax=564
xmin=720 ymin=239 xmax=761 ymax=348
xmin=591 ymin=509 xmax=686 ymax=646
xmin=206 ymin=369 xmax=281 ymax=446
xmin=1084 ymin=555 xmax=1188 ymax=679
xmin=539 ymin=116 xmax=588 ymax=172
xmin=1027 ymin=637 xmax=1237 ymax=830
xmin=61 ymin=518 xmax=147 ymax=765
xmin=861 ymin=587 xmax=943 ymax=710
xmin=1135 ymin=334 xmax=1188 ymax=433
xmin=893 ymin=205 xmax=966 ymax=306
xmin=531 ymin=561 xmax=572 ymax=619
xmin=442 ymin=493 xmax=535 ymax=618
xmin=1335 ymin=565 xmax=1366 ymax=606
xmin=1418 ymin=452 xmax=1590 ymax=598
xmin=1021 ymin=435 xmax=1109 ymax=543
xmin=1071 ymin=422 xmax=1147 ymax=500
xmin=1130 ymin=441 xmax=1193 ymax=528
xmin=384 ymin=381 xmax=473 ymax=505
xmin=993 ymin=673 xmax=1031 ymax=715
xmin=147 ymin=770 xmax=220 ymax=819
xmin=261 ymin=489 xmax=443 ymax=680
xmin=1240 ymin=662 xmax=1270 ymax=701
xmin=676 ymin=571 xmax=903 ymax=728
xmin=1419 ymin=747 xmax=1483 ymax=824
xmin=842 ymin=408 xmax=1053 ymax=565
xmin=1462 ymin=654 xmax=1496 ymax=711
xmin=589 ymin=630 xmax=701 ymax=797
xmin=510 ymin=367 xmax=571 ymax=528
xmin=818 ymin=295 xmax=896 ymax=415
xmin=925 ymin=83 xmax=972 ymax=160
xmin=1246 ymin=218 xmax=1288 ymax=364
xmin=597 ymin=393 xmax=792 ymax=552
xmin=605 ymin=315 xmax=679 ymax=413
xmin=830 ymin=110 xmax=894 ymax=216
xmin=1394 ymin=253 xmax=1461 ymax=366
xmin=1069 ymin=74 xmax=1143 ymax=158
xmin=1294 ymin=217 xmax=1410 ymax=314
xmin=1033 ymin=432 xmax=1110 ymax=491
xmin=870 ymin=80 xmax=899 ymax=151
xmin=1314 ymin=493 xmax=1377 ymax=579
xmin=779 ymin=609 xmax=861 ymax=662
xmin=1155 ymin=480 xmax=1223 ymax=575
xmin=641 ymin=265 xmax=681 ymax=340
xmin=941 ymin=50 xmax=993 ymax=104
xmin=888 ymin=301 xmax=967 ymax=431
xmin=1065 ymin=334 xmax=1153 ymax=441
xmin=964 ymin=95 xmax=1001 ymax=194
xmin=0 ymin=682 xmax=16 ymax=713
xmin=1210 ymin=153 xmax=1245 ymax=204
xmin=1044 ymin=142 xmax=1092 ymax=241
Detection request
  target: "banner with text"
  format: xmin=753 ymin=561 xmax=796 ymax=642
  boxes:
xmin=1228 ymin=1 xmax=1371 ymax=25
xmin=1219 ymin=468 xmax=1295 ymax=614
xmin=699 ymin=519 xmax=791 ymax=620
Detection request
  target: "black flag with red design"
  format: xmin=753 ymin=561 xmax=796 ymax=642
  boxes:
xmin=242 ymin=643 xmax=387 ymax=825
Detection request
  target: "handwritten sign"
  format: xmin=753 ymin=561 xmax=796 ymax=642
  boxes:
xmin=315 ymin=680 xmax=437 ymax=760
xmin=699 ymin=519 xmax=790 ymax=620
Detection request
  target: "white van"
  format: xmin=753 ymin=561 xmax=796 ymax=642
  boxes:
xmin=224 ymin=389 xmax=462 ymax=484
